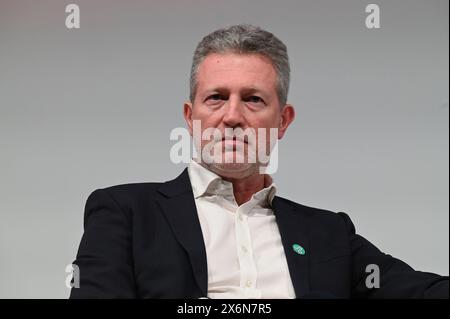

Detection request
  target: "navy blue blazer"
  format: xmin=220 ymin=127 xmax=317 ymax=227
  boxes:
xmin=70 ymin=169 xmax=448 ymax=298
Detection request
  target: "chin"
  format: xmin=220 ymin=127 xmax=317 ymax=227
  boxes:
xmin=208 ymin=162 xmax=257 ymax=179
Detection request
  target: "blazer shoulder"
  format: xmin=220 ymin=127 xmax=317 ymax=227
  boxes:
xmin=274 ymin=195 xmax=350 ymax=229
xmin=274 ymin=196 xmax=356 ymax=249
xmin=85 ymin=182 xmax=164 ymax=215
xmin=102 ymin=182 xmax=163 ymax=197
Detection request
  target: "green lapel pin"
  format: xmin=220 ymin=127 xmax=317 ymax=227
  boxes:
xmin=292 ymin=244 xmax=306 ymax=255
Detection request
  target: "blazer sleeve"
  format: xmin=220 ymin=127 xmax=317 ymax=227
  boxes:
xmin=337 ymin=212 xmax=449 ymax=299
xmin=69 ymin=189 xmax=137 ymax=298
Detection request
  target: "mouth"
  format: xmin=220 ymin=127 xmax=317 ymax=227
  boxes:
xmin=221 ymin=136 xmax=248 ymax=144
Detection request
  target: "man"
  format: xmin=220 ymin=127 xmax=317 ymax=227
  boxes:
xmin=70 ymin=24 xmax=448 ymax=299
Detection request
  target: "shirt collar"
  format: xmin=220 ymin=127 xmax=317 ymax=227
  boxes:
xmin=187 ymin=159 xmax=277 ymax=207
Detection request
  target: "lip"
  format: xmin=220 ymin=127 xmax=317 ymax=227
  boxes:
xmin=222 ymin=140 xmax=246 ymax=147
xmin=221 ymin=136 xmax=248 ymax=144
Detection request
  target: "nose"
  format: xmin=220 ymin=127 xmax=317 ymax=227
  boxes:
xmin=222 ymin=96 xmax=245 ymax=128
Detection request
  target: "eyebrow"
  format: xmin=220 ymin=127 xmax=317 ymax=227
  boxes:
xmin=203 ymin=86 xmax=270 ymax=98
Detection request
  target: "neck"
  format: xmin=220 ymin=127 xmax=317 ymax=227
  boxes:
xmin=195 ymin=160 xmax=271 ymax=206
xmin=222 ymin=172 xmax=266 ymax=206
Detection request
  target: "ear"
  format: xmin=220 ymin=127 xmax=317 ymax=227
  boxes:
xmin=183 ymin=101 xmax=194 ymax=136
xmin=278 ymin=104 xmax=295 ymax=139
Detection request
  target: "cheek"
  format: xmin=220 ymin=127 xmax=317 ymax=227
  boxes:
xmin=252 ymin=126 xmax=276 ymax=149
xmin=252 ymin=108 xmax=280 ymax=126
xmin=191 ymin=107 xmax=204 ymax=120
xmin=249 ymin=116 xmax=280 ymax=133
xmin=250 ymin=117 xmax=280 ymax=149
xmin=192 ymin=107 xmax=220 ymax=124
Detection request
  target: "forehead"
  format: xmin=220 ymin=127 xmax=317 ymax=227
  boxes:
xmin=196 ymin=53 xmax=277 ymax=92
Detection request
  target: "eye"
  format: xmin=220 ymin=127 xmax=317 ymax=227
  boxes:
xmin=204 ymin=94 xmax=226 ymax=105
xmin=244 ymin=95 xmax=265 ymax=105
xmin=207 ymin=94 xmax=225 ymax=101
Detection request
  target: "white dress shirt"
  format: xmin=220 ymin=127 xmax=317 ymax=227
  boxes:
xmin=187 ymin=160 xmax=296 ymax=299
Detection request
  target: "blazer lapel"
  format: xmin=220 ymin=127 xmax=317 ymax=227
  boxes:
xmin=155 ymin=169 xmax=312 ymax=298
xmin=156 ymin=168 xmax=208 ymax=297
xmin=272 ymin=196 xmax=311 ymax=298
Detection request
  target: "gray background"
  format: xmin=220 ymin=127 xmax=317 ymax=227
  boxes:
xmin=0 ymin=0 xmax=448 ymax=298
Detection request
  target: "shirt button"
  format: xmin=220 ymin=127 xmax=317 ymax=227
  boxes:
xmin=245 ymin=280 xmax=252 ymax=287
xmin=241 ymin=246 xmax=248 ymax=253
xmin=238 ymin=214 xmax=243 ymax=221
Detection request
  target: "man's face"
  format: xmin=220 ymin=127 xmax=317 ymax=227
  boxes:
xmin=184 ymin=53 xmax=295 ymax=179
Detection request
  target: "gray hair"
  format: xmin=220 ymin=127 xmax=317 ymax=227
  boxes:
xmin=189 ymin=24 xmax=290 ymax=106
